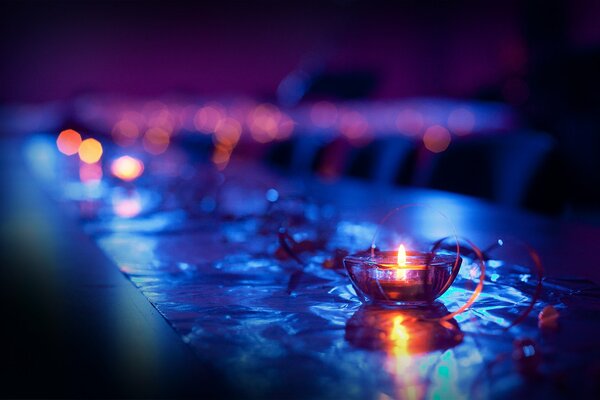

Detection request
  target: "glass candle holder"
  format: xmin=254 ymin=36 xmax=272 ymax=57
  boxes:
xmin=344 ymin=250 xmax=461 ymax=304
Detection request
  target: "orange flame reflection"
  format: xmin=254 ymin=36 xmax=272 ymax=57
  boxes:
xmin=345 ymin=305 xmax=463 ymax=400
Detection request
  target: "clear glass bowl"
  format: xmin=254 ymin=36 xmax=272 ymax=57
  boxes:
xmin=344 ymin=251 xmax=460 ymax=304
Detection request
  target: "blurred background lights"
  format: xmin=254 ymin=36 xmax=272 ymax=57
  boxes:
xmin=248 ymin=103 xmax=283 ymax=143
xmin=112 ymin=189 xmax=142 ymax=218
xmin=265 ymin=188 xmax=279 ymax=202
xmin=396 ymin=109 xmax=425 ymax=136
xmin=56 ymin=129 xmax=82 ymax=155
xmin=79 ymin=162 xmax=103 ymax=183
xmin=194 ymin=104 xmax=225 ymax=134
xmin=339 ymin=110 xmax=369 ymax=140
xmin=214 ymin=117 xmax=242 ymax=147
xmin=143 ymin=127 xmax=170 ymax=155
xmin=78 ymin=138 xmax=103 ymax=163
xmin=447 ymin=108 xmax=476 ymax=135
xmin=111 ymin=119 xmax=140 ymax=147
xmin=423 ymin=125 xmax=451 ymax=153
xmin=110 ymin=156 xmax=144 ymax=182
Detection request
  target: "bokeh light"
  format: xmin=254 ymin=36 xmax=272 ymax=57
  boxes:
xmin=214 ymin=117 xmax=242 ymax=147
xmin=194 ymin=104 xmax=226 ymax=134
xmin=110 ymin=156 xmax=144 ymax=182
xmin=339 ymin=110 xmax=369 ymax=140
xmin=147 ymin=106 xmax=175 ymax=132
xmin=423 ymin=125 xmax=451 ymax=153
xmin=212 ymin=143 xmax=233 ymax=171
xmin=143 ymin=127 xmax=170 ymax=155
xmin=56 ymin=129 xmax=82 ymax=155
xmin=111 ymin=119 xmax=140 ymax=147
xmin=248 ymin=103 xmax=283 ymax=143
xmin=396 ymin=109 xmax=424 ymax=136
xmin=79 ymin=162 xmax=103 ymax=183
xmin=277 ymin=114 xmax=295 ymax=140
xmin=112 ymin=189 xmax=142 ymax=218
xmin=447 ymin=108 xmax=475 ymax=135
xmin=211 ymin=117 xmax=243 ymax=171
xmin=78 ymin=138 xmax=103 ymax=163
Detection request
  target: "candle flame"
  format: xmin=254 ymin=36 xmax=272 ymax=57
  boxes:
xmin=397 ymin=244 xmax=406 ymax=267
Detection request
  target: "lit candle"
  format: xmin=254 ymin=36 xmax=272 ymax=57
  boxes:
xmin=344 ymin=244 xmax=460 ymax=304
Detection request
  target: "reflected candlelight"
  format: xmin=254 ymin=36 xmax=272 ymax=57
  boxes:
xmin=112 ymin=189 xmax=142 ymax=218
xmin=345 ymin=303 xmax=463 ymax=355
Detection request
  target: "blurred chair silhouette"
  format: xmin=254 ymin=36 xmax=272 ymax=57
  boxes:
xmin=266 ymin=134 xmax=328 ymax=176
xmin=310 ymin=135 xmax=416 ymax=184
xmin=311 ymin=136 xmax=355 ymax=180
xmin=346 ymin=136 xmax=416 ymax=185
xmin=412 ymin=131 xmax=563 ymax=213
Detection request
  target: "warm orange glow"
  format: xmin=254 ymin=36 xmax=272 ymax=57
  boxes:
xmin=111 ymin=120 xmax=140 ymax=147
xmin=78 ymin=138 xmax=103 ymax=164
xmin=248 ymin=103 xmax=282 ymax=143
xmin=143 ymin=127 xmax=170 ymax=155
xmin=389 ymin=315 xmax=409 ymax=352
xmin=214 ymin=118 xmax=242 ymax=147
xmin=111 ymin=156 xmax=144 ymax=181
xmin=397 ymin=244 xmax=407 ymax=267
xmin=56 ymin=129 xmax=82 ymax=155
xmin=212 ymin=142 xmax=233 ymax=171
xmin=423 ymin=125 xmax=451 ymax=153
xmin=194 ymin=104 xmax=225 ymax=134
xmin=386 ymin=315 xmax=420 ymax=400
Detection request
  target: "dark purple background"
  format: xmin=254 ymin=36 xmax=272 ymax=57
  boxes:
xmin=2 ymin=0 xmax=599 ymax=103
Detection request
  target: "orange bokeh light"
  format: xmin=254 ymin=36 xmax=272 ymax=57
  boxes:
xmin=56 ymin=129 xmax=82 ymax=155
xmin=194 ymin=104 xmax=225 ymax=134
xmin=111 ymin=120 xmax=140 ymax=147
xmin=248 ymin=103 xmax=282 ymax=143
xmin=78 ymin=138 xmax=103 ymax=164
xmin=143 ymin=127 xmax=170 ymax=155
xmin=214 ymin=118 xmax=242 ymax=147
xmin=212 ymin=142 xmax=233 ymax=170
xmin=110 ymin=156 xmax=144 ymax=182
xmin=423 ymin=125 xmax=451 ymax=153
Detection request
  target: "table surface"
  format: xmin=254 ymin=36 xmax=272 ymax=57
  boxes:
xmin=2 ymin=135 xmax=600 ymax=398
